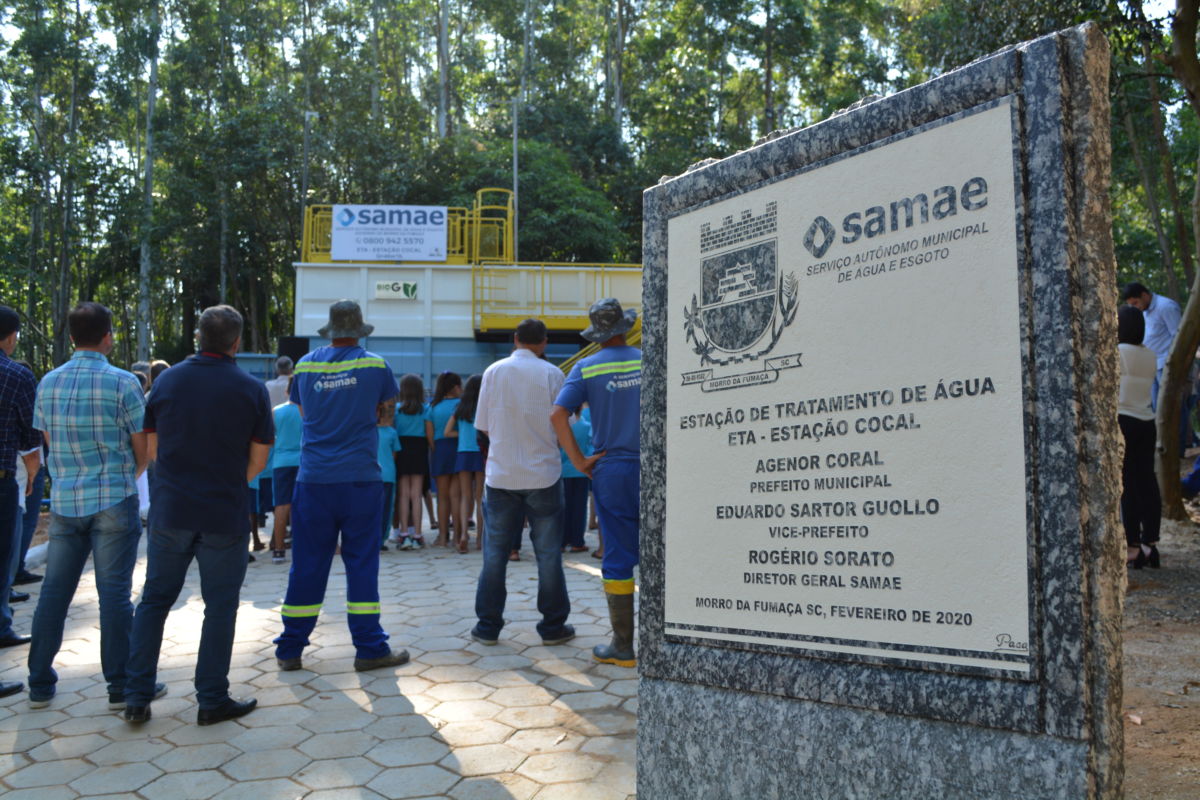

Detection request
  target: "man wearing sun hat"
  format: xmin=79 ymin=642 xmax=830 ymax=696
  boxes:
xmin=273 ymin=300 xmax=407 ymax=673
xmin=551 ymin=298 xmax=641 ymax=667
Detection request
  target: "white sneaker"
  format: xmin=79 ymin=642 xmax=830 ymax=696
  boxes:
xmin=413 ymin=537 xmax=425 ymax=549
xmin=388 ymin=528 xmax=402 ymax=544
xmin=399 ymin=537 xmax=415 ymax=551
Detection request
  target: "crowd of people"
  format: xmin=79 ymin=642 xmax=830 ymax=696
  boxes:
xmin=0 ymin=296 xmax=642 ymax=724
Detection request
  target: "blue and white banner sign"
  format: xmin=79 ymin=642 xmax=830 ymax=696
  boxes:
xmin=331 ymin=204 xmax=448 ymax=262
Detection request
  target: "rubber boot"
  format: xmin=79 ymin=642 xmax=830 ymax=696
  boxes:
xmin=593 ymin=591 xmax=636 ymax=667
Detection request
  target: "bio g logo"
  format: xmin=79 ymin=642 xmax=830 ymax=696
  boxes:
xmin=803 ymin=216 xmax=836 ymax=258
xmin=337 ymin=208 xmax=356 ymax=227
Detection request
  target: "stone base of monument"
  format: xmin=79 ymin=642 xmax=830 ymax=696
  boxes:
xmin=638 ymin=23 xmax=1121 ymax=799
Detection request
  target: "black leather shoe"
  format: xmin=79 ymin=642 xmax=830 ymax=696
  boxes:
xmin=13 ymin=571 xmax=42 ymax=585
xmin=0 ymin=681 xmax=23 ymax=698
xmin=197 ymin=697 xmax=257 ymax=726
xmin=124 ymin=704 xmax=151 ymax=723
xmin=9 ymin=591 xmax=29 ymax=603
xmin=0 ymin=635 xmax=31 ymax=648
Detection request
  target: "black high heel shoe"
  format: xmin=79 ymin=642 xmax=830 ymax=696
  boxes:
xmin=1128 ymin=549 xmax=1148 ymax=569
xmin=1147 ymin=545 xmax=1161 ymax=569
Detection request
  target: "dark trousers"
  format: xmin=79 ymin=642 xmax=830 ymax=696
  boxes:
xmin=125 ymin=526 xmax=249 ymax=708
xmin=1119 ymin=414 xmax=1161 ymax=548
xmin=561 ymin=477 xmax=590 ymax=548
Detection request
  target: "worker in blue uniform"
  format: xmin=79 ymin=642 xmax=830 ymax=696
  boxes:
xmin=552 ymin=298 xmax=641 ymax=667
xmin=273 ymin=300 xmax=408 ymax=672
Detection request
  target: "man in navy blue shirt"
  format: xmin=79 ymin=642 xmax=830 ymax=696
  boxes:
xmin=0 ymin=305 xmax=40 ymax=699
xmin=123 ymin=305 xmax=273 ymax=725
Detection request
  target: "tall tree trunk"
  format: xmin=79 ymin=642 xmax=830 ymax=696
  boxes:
xmin=54 ymin=0 xmax=83 ymax=364
xmin=1145 ymin=42 xmax=1196 ymax=288
xmin=219 ymin=184 xmax=230 ymax=303
xmin=137 ymin=3 xmax=160 ymax=362
xmin=1120 ymin=86 xmax=1181 ymax=299
xmin=437 ymin=0 xmax=449 ymax=137
xmin=763 ymin=0 xmax=774 ymax=133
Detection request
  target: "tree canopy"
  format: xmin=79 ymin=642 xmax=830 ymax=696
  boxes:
xmin=0 ymin=0 xmax=1195 ymax=371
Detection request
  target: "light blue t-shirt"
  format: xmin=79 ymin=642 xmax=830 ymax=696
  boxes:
xmin=560 ymin=413 xmax=593 ymax=479
xmin=430 ymin=397 xmax=460 ymax=441
xmin=456 ymin=418 xmax=480 ymax=453
xmin=290 ymin=345 xmax=400 ymax=483
xmin=394 ymin=403 xmax=432 ymax=438
xmin=272 ymin=403 xmax=303 ymax=468
xmin=377 ymin=425 xmax=400 ymax=483
xmin=555 ymin=346 xmax=641 ymax=459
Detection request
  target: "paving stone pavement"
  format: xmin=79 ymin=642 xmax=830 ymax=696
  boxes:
xmin=0 ymin=527 xmax=638 ymax=799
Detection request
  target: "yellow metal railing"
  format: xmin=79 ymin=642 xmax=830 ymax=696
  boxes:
xmin=558 ymin=317 xmax=642 ymax=375
xmin=472 ymin=261 xmax=642 ymax=333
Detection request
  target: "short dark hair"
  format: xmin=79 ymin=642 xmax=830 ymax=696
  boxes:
xmin=275 ymin=355 xmax=294 ymax=376
xmin=1122 ymin=282 xmax=1150 ymax=301
xmin=516 ymin=318 xmax=547 ymax=345
xmin=0 ymin=305 xmax=19 ymax=339
xmin=1118 ymin=304 xmax=1146 ymax=345
xmin=68 ymin=302 xmax=113 ymax=347
xmin=150 ymin=359 xmax=170 ymax=380
xmin=197 ymin=305 xmax=244 ymax=353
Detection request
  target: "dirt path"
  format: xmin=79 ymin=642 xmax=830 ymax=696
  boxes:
xmin=1122 ymin=514 xmax=1200 ymax=799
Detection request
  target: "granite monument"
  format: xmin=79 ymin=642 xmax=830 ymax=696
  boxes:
xmin=639 ymin=23 xmax=1122 ymax=799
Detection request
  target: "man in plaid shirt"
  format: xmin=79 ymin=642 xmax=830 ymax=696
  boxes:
xmin=26 ymin=302 xmax=150 ymax=710
xmin=0 ymin=305 xmax=41 ymax=698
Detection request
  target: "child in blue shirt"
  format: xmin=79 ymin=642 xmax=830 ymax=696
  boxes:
xmin=429 ymin=371 xmax=463 ymax=547
xmin=393 ymin=374 xmax=433 ymax=549
xmin=377 ymin=399 xmax=401 ymax=550
xmin=445 ymin=373 xmax=484 ymax=553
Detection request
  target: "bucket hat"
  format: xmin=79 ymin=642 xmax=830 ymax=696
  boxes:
xmin=581 ymin=298 xmax=637 ymax=343
xmin=318 ymin=299 xmax=374 ymax=339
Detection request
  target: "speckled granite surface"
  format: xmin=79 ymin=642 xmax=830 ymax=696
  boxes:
xmin=638 ymin=23 xmax=1121 ymax=799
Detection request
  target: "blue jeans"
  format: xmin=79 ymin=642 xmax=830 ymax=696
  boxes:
xmin=125 ymin=526 xmax=249 ymax=708
xmin=0 ymin=477 xmax=19 ymax=638
xmin=473 ymin=481 xmax=571 ymax=640
xmin=27 ymin=495 xmax=141 ymax=700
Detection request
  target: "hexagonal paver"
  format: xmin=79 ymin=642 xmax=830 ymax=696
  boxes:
xmin=430 ymin=699 xmax=502 ymax=723
xmin=89 ymin=737 xmax=174 ymax=765
xmin=298 ymin=708 xmax=377 ymax=733
xmin=490 ymin=686 xmax=557 ymax=708
xmin=516 ymin=751 xmax=605 ymax=783
xmin=228 ymin=724 xmax=312 ymax=752
xmin=68 ymin=762 xmax=163 ymax=795
xmin=5 ymin=758 xmax=93 ymax=788
xmin=152 ymin=742 xmax=240 ymax=772
xmin=365 ymin=736 xmax=452 ymax=767
xmin=449 ymin=773 xmax=541 ymax=800
xmin=364 ymin=713 xmax=439 ymax=740
xmin=210 ymin=777 xmax=307 ymax=799
xmin=495 ymin=705 xmax=576 ymax=730
xmin=293 ymin=755 xmax=382 ymax=790
xmin=223 ymin=747 xmax=311 ymax=781
xmin=306 ymin=789 xmax=387 ymax=800
xmin=297 ymin=730 xmax=379 ymax=760
xmin=420 ymin=665 xmax=485 ymax=683
xmin=440 ymin=743 xmax=525 ymax=776
xmin=27 ymin=731 xmax=109 ymax=761
xmin=435 ymin=719 xmax=515 ymax=747
xmin=505 ymin=728 xmax=586 ymax=754
xmin=531 ymin=782 xmax=627 ymax=800
xmin=367 ymin=764 xmax=460 ymax=797
xmin=1 ymin=787 xmax=80 ymax=800
xmin=141 ymin=768 xmax=235 ymax=800
xmin=427 ymin=682 xmax=494 ymax=702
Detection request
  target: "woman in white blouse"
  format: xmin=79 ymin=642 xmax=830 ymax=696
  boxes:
xmin=1117 ymin=304 xmax=1161 ymax=568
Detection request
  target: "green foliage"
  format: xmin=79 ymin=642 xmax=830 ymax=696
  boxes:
xmin=0 ymin=0 xmax=1193 ymax=363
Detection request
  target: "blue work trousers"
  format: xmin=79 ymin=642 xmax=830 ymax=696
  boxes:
xmin=274 ymin=481 xmax=390 ymax=660
xmin=593 ymin=458 xmax=640 ymax=584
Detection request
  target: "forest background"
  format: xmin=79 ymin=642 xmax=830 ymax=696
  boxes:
xmin=0 ymin=0 xmax=1192 ymax=370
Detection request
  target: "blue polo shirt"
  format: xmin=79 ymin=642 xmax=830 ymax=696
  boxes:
xmin=144 ymin=351 xmax=274 ymax=532
xmin=555 ymin=346 xmax=641 ymax=460
xmin=291 ymin=344 xmax=400 ymax=483
xmin=430 ymin=397 xmax=460 ymax=441
xmin=394 ymin=404 xmax=431 ymax=438
xmin=272 ymin=403 xmax=303 ymax=468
